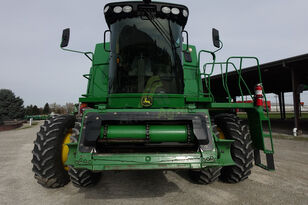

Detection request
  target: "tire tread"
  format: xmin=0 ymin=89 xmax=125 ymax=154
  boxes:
xmin=215 ymin=114 xmax=254 ymax=183
xmin=31 ymin=115 xmax=75 ymax=188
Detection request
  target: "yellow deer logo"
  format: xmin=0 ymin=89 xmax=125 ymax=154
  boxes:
xmin=141 ymin=96 xmax=153 ymax=107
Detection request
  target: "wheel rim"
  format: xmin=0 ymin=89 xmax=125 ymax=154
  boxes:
xmin=62 ymin=129 xmax=72 ymax=171
xmin=217 ymin=127 xmax=226 ymax=139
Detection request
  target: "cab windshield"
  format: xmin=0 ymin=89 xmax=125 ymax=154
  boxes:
xmin=109 ymin=17 xmax=184 ymax=94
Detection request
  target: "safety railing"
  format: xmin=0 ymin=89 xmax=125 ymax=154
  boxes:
xmin=200 ymin=57 xmax=260 ymax=103
xmin=199 ymin=56 xmax=274 ymax=154
xmin=199 ymin=56 xmax=267 ymax=105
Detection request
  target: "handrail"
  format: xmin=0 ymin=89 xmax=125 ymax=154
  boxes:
xmin=197 ymin=50 xmax=216 ymax=97
xmin=199 ymin=55 xmax=274 ymax=155
xmin=201 ymin=62 xmax=237 ymax=102
xmin=226 ymin=56 xmax=264 ymax=104
xmin=198 ymin=54 xmax=270 ymax=115
xmin=202 ymin=61 xmax=254 ymax=103
xmin=226 ymin=56 xmax=273 ymax=152
xmin=197 ymin=50 xmax=216 ymax=67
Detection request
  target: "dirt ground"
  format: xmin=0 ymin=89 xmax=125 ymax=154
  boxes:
xmin=0 ymin=122 xmax=307 ymax=205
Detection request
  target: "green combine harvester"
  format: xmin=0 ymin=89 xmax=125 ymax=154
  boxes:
xmin=32 ymin=0 xmax=275 ymax=188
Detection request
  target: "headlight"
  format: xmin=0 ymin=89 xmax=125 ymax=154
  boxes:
xmin=182 ymin=9 xmax=188 ymax=17
xmin=104 ymin=6 xmax=110 ymax=13
xmin=171 ymin=8 xmax=180 ymax=15
xmin=113 ymin=6 xmax=122 ymax=13
xmin=123 ymin=5 xmax=133 ymax=13
xmin=162 ymin=7 xmax=171 ymax=14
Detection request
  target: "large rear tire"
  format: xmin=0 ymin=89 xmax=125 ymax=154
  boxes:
xmin=31 ymin=115 xmax=75 ymax=188
xmin=214 ymin=113 xmax=254 ymax=183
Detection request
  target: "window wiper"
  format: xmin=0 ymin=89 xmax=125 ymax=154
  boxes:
xmin=144 ymin=11 xmax=179 ymax=73
xmin=144 ymin=11 xmax=174 ymax=48
xmin=152 ymin=14 xmax=180 ymax=47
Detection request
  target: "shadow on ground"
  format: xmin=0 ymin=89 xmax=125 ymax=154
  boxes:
xmin=78 ymin=170 xmax=183 ymax=199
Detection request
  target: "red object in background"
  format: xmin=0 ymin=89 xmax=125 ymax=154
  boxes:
xmin=255 ymin=84 xmax=263 ymax=106
xmin=264 ymin=101 xmax=271 ymax=111
xmin=79 ymin=103 xmax=88 ymax=114
xmin=236 ymin=100 xmax=271 ymax=112
xmin=300 ymin=102 xmax=304 ymax=106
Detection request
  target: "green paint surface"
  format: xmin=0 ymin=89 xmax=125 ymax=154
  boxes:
xmin=101 ymin=125 xmax=187 ymax=143
xmin=68 ymin=31 xmax=274 ymax=171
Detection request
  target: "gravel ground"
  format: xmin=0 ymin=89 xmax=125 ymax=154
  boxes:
xmin=0 ymin=122 xmax=307 ymax=205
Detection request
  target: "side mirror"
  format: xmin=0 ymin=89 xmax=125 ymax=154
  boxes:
xmin=212 ymin=28 xmax=220 ymax=48
xmin=61 ymin=28 xmax=70 ymax=48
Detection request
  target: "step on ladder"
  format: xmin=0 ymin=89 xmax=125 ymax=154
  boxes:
xmin=253 ymin=109 xmax=275 ymax=171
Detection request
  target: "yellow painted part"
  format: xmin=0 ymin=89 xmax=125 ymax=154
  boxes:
xmin=144 ymin=75 xmax=163 ymax=93
xmin=217 ymin=127 xmax=226 ymax=139
xmin=62 ymin=130 xmax=72 ymax=171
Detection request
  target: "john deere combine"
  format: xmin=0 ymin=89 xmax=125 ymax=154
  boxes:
xmin=32 ymin=0 xmax=275 ymax=188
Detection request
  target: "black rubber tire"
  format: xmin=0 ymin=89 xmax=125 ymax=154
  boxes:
xmin=189 ymin=167 xmax=222 ymax=185
xmin=31 ymin=115 xmax=75 ymax=188
xmin=214 ymin=113 xmax=254 ymax=183
xmin=68 ymin=120 xmax=101 ymax=188
xmin=189 ymin=125 xmax=221 ymax=185
xmin=68 ymin=167 xmax=101 ymax=188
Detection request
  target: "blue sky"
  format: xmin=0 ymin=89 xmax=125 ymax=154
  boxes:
xmin=1 ymin=0 xmax=307 ymax=106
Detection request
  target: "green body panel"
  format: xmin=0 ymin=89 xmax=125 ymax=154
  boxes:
xmin=104 ymin=125 xmax=146 ymax=140
xmin=100 ymin=125 xmax=187 ymax=143
xmin=149 ymin=125 xmax=187 ymax=142
xmin=80 ymin=44 xmax=202 ymax=108
xmin=66 ymin=144 xmax=234 ymax=171
xmin=79 ymin=97 xmax=107 ymax=103
xmin=68 ymin=27 xmax=274 ymax=171
xmin=247 ymin=106 xmax=274 ymax=153
xmin=108 ymin=94 xmax=185 ymax=108
xmin=206 ymin=102 xmax=255 ymax=109
xmin=83 ymin=65 xmax=108 ymax=100
xmin=65 ymin=108 xmax=235 ymax=170
xmin=80 ymin=43 xmax=110 ymax=102
xmin=215 ymin=139 xmax=234 ymax=165
xmin=182 ymin=45 xmax=201 ymax=98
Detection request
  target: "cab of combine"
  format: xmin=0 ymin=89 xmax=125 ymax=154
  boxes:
xmin=105 ymin=1 xmax=187 ymax=95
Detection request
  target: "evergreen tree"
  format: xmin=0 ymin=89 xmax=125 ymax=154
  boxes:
xmin=32 ymin=105 xmax=40 ymax=115
xmin=25 ymin=105 xmax=33 ymax=115
xmin=0 ymin=89 xmax=25 ymax=123
xmin=43 ymin=103 xmax=50 ymax=114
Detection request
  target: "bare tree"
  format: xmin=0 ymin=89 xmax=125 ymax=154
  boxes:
xmin=64 ymin=103 xmax=75 ymax=114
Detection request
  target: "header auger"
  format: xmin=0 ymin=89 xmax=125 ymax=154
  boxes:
xmin=32 ymin=0 xmax=274 ymax=188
